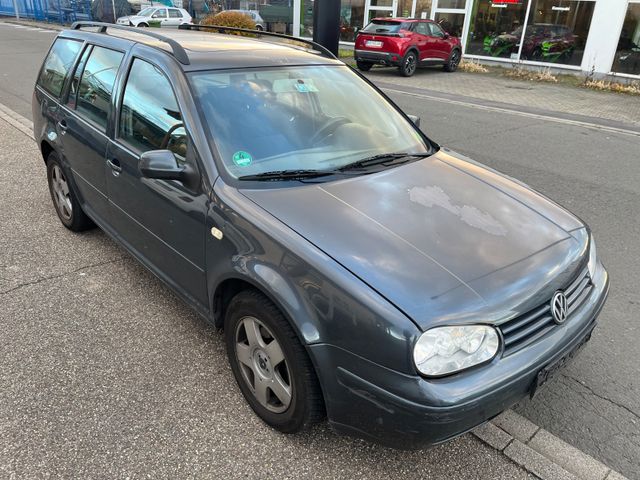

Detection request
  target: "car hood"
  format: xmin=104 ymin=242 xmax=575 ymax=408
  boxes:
xmin=240 ymin=150 xmax=587 ymax=329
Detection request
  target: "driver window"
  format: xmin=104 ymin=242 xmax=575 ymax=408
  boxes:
xmin=415 ymin=22 xmax=429 ymax=35
xmin=428 ymin=23 xmax=445 ymax=38
xmin=153 ymin=8 xmax=167 ymax=18
xmin=119 ymin=59 xmax=187 ymax=162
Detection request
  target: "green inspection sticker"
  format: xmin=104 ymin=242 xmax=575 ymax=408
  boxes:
xmin=232 ymin=151 xmax=253 ymax=167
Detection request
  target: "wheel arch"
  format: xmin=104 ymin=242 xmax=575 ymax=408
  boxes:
xmin=40 ymin=139 xmax=55 ymax=165
xmin=211 ymin=273 xmax=321 ymax=347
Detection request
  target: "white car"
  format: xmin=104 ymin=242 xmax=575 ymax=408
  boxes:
xmin=116 ymin=7 xmax=192 ymax=28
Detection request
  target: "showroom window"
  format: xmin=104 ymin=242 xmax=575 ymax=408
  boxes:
xmin=465 ymin=0 xmax=528 ymax=59
xmin=612 ymin=2 xmax=640 ymax=76
xmin=434 ymin=11 xmax=465 ymax=37
xmin=522 ymin=0 xmax=595 ymax=66
xmin=302 ymin=0 xmax=366 ymax=42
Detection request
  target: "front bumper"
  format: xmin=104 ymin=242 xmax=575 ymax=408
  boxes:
xmin=354 ymin=49 xmax=402 ymax=67
xmin=310 ymin=265 xmax=609 ymax=449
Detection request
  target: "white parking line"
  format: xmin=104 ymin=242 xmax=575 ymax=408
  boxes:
xmin=382 ymin=87 xmax=640 ymax=138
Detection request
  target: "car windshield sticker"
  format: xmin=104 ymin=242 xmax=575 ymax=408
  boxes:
xmin=273 ymin=78 xmax=318 ymax=93
xmin=232 ymin=151 xmax=253 ymax=167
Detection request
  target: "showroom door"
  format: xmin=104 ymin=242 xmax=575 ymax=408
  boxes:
xmin=364 ymin=0 xmax=398 ymax=24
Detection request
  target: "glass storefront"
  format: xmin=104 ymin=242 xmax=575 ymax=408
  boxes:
xmin=522 ymin=0 xmax=594 ymax=66
xmin=465 ymin=0 xmax=527 ymax=59
xmin=437 ymin=0 xmax=466 ymax=8
xmin=301 ymin=0 xmax=365 ymax=41
xmin=465 ymin=0 xmax=594 ymax=66
xmin=612 ymin=2 xmax=640 ymax=75
xmin=434 ymin=11 xmax=464 ymax=36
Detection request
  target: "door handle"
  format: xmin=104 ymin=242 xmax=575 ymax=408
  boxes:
xmin=58 ymin=119 xmax=68 ymax=134
xmin=107 ymin=158 xmax=122 ymax=176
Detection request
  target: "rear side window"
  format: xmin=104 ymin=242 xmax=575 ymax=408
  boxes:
xmin=362 ymin=20 xmax=412 ymax=34
xmin=76 ymin=46 xmax=124 ymax=131
xmin=37 ymin=38 xmax=82 ymax=98
xmin=169 ymin=8 xmax=181 ymax=18
xmin=119 ymin=59 xmax=187 ymax=161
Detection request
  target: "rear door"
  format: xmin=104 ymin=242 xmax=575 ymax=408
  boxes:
xmin=414 ymin=21 xmax=435 ymax=61
xmin=166 ymin=8 xmax=183 ymax=26
xmin=58 ymin=44 xmax=125 ymax=223
xmin=106 ymin=55 xmax=208 ymax=308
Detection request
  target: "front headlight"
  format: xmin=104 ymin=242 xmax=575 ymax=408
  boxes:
xmin=413 ymin=325 xmax=500 ymax=377
xmin=588 ymin=234 xmax=598 ymax=279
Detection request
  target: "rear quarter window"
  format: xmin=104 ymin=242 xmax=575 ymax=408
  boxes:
xmin=37 ymin=38 xmax=83 ymax=98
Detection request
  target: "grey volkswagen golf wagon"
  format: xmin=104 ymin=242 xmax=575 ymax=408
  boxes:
xmin=33 ymin=22 xmax=609 ymax=448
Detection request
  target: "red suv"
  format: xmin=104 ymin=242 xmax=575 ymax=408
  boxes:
xmin=355 ymin=18 xmax=462 ymax=76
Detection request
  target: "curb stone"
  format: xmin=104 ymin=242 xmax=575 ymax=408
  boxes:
xmin=0 ymin=103 xmax=33 ymax=139
xmin=473 ymin=410 xmax=630 ymax=480
xmin=0 ymin=18 xmax=65 ymax=31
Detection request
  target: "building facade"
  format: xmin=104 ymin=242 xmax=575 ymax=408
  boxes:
xmin=214 ymin=0 xmax=640 ymax=78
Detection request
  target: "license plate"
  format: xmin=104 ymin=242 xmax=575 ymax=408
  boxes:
xmin=365 ymin=40 xmax=383 ymax=48
xmin=530 ymin=329 xmax=593 ymax=398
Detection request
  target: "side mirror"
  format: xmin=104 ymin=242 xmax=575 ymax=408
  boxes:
xmin=407 ymin=114 xmax=421 ymax=128
xmin=443 ymin=32 xmax=450 ymax=39
xmin=139 ymin=150 xmax=187 ymax=182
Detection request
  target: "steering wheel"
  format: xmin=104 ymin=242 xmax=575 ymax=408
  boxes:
xmin=160 ymin=123 xmax=185 ymax=150
xmin=310 ymin=116 xmax=352 ymax=145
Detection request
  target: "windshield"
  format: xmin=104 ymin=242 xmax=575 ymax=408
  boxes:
xmin=138 ymin=7 xmax=155 ymax=16
xmin=189 ymin=65 xmax=430 ymax=180
xmin=362 ymin=20 xmax=412 ymax=34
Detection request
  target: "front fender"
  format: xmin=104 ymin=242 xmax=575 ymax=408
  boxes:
xmin=206 ymin=179 xmax=420 ymax=375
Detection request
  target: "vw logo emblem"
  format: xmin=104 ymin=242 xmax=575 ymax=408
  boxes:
xmin=551 ymin=291 xmax=569 ymax=324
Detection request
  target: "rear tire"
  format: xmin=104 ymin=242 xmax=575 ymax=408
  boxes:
xmin=46 ymin=152 xmax=94 ymax=232
xmin=356 ymin=60 xmax=373 ymax=72
xmin=399 ymin=51 xmax=417 ymax=77
xmin=443 ymin=49 xmax=461 ymax=72
xmin=225 ymin=290 xmax=324 ymax=433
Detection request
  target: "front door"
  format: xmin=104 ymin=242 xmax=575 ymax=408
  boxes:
xmin=60 ymin=44 xmax=125 ymax=223
xmin=106 ymin=57 xmax=208 ymax=309
xmin=427 ymin=22 xmax=451 ymax=60
xmin=151 ymin=8 xmax=169 ymax=26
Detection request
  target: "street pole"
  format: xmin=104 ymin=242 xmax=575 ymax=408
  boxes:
xmin=13 ymin=0 xmax=20 ymax=19
xmin=312 ymin=0 xmax=340 ymax=56
xmin=112 ymin=0 xmax=116 ymax=23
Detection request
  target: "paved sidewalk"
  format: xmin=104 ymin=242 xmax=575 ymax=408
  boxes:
xmin=365 ymin=68 xmax=640 ymax=127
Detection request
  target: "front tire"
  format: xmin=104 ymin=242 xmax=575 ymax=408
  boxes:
xmin=356 ymin=60 xmax=373 ymax=72
xmin=225 ymin=290 xmax=324 ymax=433
xmin=443 ymin=49 xmax=461 ymax=72
xmin=137 ymin=23 xmax=148 ymax=27
xmin=399 ymin=50 xmax=417 ymax=77
xmin=46 ymin=152 xmax=94 ymax=232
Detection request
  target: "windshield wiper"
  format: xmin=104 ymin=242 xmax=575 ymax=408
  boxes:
xmin=338 ymin=152 xmax=432 ymax=172
xmin=238 ymin=169 xmax=334 ymax=181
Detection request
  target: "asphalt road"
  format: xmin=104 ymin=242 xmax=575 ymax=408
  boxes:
xmin=0 ymin=21 xmax=639 ymax=479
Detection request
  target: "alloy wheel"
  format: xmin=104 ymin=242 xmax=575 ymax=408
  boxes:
xmin=450 ymin=50 xmax=460 ymax=69
xmin=405 ymin=54 xmax=417 ymax=75
xmin=235 ymin=316 xmax=292 ymax=413
xmin=51 ymin=164 xmax=72 ymax=221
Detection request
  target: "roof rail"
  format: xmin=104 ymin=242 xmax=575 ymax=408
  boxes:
xmin=70 ymin=21 xmax=191 ymax=65
xmin=177 ymin=24 xmax=337 ymax=60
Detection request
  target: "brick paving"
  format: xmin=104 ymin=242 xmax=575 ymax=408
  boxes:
xmin=365 ymin=67 xmax=640 ymax=127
